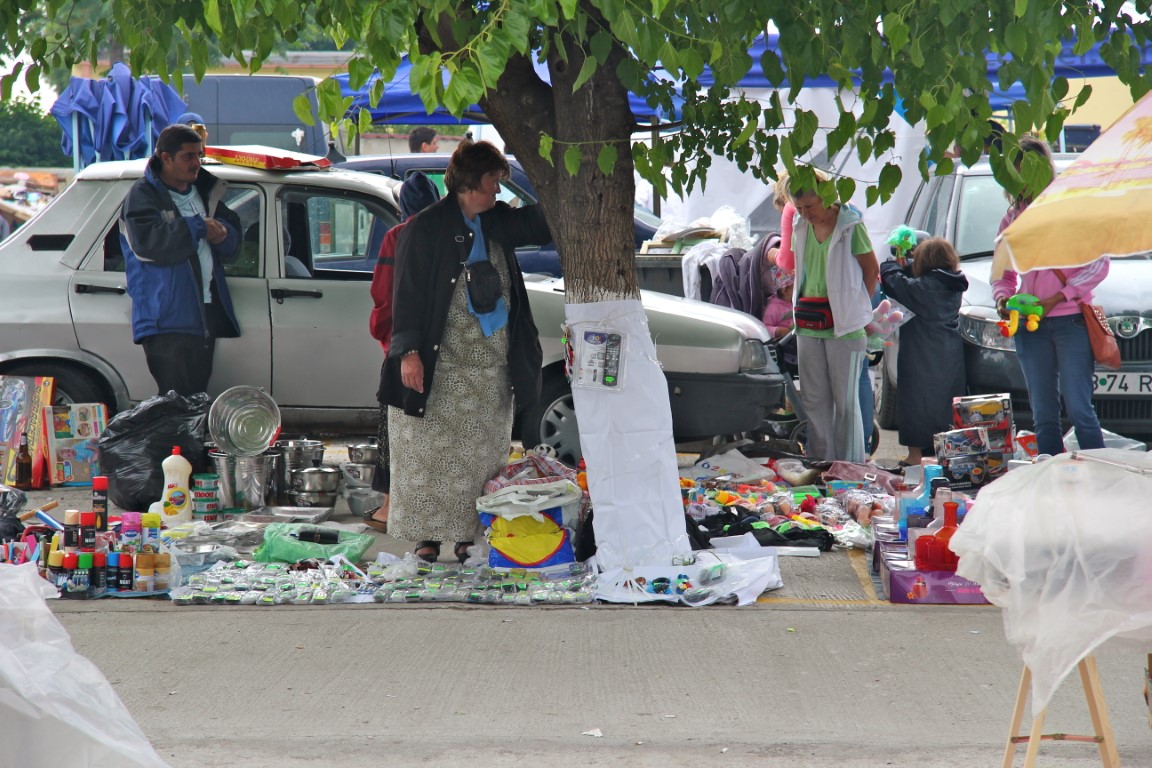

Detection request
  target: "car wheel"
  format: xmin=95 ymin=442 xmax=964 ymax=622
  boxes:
xmin=788 ymin=420 xmax=880 ymax=458
xmin=877 ymin=361 xmax=898 ymax=430
xmin=519 ymin=371 xmax=581 ymax=467
xmin=3 ymin=362 xmax=111 ymax=410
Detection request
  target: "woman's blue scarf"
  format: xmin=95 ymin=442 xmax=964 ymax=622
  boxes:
xmin=463 ymin=213 xmax=508 ymax=336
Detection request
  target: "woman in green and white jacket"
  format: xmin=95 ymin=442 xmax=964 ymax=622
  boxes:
xmin=788 ymin=174 xmax=879 ymax=463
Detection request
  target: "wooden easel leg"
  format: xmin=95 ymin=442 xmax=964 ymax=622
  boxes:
xmin=1078 ymin=656 xmax=1121 ymax=768
xmin=1022 ymin=706 xmax=1048 ymax=768
xmin=1003 ymin=665 xmax=1032 ymax=768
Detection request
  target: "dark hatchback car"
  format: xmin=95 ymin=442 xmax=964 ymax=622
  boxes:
xmin=335 ymin=153 xmax=661 ymax=276
xmin=893 ymin=156 xmax=1152 ymax=437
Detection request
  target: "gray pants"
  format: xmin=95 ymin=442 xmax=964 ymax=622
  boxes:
xmin=797 ymin=334 xmax=866 ymax=462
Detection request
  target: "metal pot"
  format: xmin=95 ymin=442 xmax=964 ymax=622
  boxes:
xmin=290 ymin=490 xmax=339 ymax=508
xmin=347 ymin=443 xmax=379 ymax=464
xmin=290 ymin=466 xmax=341 ymax=493
xmin=339 ymin=461 xmax=376 ymax=488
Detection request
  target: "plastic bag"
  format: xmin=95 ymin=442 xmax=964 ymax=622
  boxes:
xmin=951 ymin=449 xmax=1152 ymax=717
xmin=252 ymin=523 xmax=375 ymax=564
xmin=96 ymin=391 xmax=211 ymax=511
xmin=0 ymin=563 xmax=170 ymax=767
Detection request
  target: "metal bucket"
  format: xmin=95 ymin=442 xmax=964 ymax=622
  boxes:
xmin=210 ymin=449 xmax=280 ymax=511
xmin=274 ymin=439 xmax=325 ymax=505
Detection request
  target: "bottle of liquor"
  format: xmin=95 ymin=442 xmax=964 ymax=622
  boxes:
xmin=14 ymin=431 xmax=33 ymax=490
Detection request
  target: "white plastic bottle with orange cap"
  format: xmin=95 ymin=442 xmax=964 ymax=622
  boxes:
xmin=159 ymin=446 xmax=193 ymax=526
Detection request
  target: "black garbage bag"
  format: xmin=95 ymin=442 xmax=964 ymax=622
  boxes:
xmin=96 ymin=391 xmax=211 ymax=511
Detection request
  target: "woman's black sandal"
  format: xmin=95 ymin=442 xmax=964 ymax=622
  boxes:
xmin=415 ymin=541 xmax=441 ymax=563
xmin=453 ymin=541 xmax=474 ymax=564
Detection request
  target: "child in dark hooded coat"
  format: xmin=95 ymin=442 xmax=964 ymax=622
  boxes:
xmin=879 ymin=237 xmax=969 ymax=465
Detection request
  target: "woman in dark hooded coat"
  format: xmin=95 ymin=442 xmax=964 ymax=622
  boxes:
xmin=880 ymin=237 xmax=969 ymax=465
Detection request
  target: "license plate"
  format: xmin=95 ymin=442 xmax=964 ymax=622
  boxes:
xmin=1093 ymin=372 xmax=1152 ymax=396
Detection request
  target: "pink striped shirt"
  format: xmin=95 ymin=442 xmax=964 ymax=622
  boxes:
xmin=991 ymin=201 xmax=1109 ymax=317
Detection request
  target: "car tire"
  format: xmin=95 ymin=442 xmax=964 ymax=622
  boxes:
xmin=788 ymin=419 xmax=880 ymax=458
xmin=519 ymin=371 xmax=582 ymax=468
xmin=3 ymin=362 xmax=111 ymax=410
xmin=877 ymin=361 xmax=898 ymax=430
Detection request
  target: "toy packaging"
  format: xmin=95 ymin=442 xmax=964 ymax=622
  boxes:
xmin=951 ymin=393 xmax=1012 ymax=431
xmin=0 ymin=376 xmax=54 ymax=488
xmin=940 ymin=452 xmax=989 ymax=491
xmin=42 ymin=403 xmax=107 ymax=486
xmin=933 ymin=427 xmax=990 ymax=458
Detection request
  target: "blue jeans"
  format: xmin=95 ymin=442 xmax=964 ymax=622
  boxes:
xmin=1014 ymin=313 xmax=1104 ymax=455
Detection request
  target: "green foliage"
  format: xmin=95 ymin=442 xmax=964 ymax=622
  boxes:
xmin=3 ymin=0 xmax=1152 ymax=205
xmin=0 ymin=96 xmax=65 ymax=167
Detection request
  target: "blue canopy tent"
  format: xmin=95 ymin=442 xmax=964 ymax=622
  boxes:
xmin=50 ymin=62 xmax=188 ymax=172
xmin=697 ymin=33 xmax=1152 ymax=90
xmin=337 ymin=56 xmax=681 ymax=125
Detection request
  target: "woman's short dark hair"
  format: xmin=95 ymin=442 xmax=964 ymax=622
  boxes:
xmin=912 ymin=236 xmax=960 ymax=277
xmin=444 ymin=140 xmax=509 ymax=194
xmin=156 ymin=124 xmax=203 ymax=158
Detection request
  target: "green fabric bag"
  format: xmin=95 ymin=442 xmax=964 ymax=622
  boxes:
xmin=252 ymin=523 xmax=376 ymax=564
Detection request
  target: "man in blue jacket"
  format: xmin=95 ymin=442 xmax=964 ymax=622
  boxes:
xmin=120 ymin=124 xmax=241 ymax=396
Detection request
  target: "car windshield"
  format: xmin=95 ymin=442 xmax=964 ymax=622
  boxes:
xmin=634 ymin=203 xmax=662 ymax=228
xmin=955 ymin=174 xmax=1011 ymax=258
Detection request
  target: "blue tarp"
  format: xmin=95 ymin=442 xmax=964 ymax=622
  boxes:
xmin=50 ymin=62 xmax=187 ymax=171
xmin=338 ymin=56 xmax=680 ymax=125
xmin=697 ymin=33 xmax=1152 ymax=90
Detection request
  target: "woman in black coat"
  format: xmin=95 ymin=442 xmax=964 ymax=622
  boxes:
xmin=880 ymin=237 xmax=969 ymax=465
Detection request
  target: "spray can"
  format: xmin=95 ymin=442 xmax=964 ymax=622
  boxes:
xmin=91 ymin=475 xmax=109 ymax=532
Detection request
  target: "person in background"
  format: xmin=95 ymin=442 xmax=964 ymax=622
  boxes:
xmin=992 ymin=135 xmax=1107 ymax=456
xmin=761 ymin=265 xmax=795 ymax=340
xmin=120 ymin=124 xmax=241 ymax=396
xmin=769 ymin=171 xmax=877 ymax=457
xmin=384 ymin=141 xmax=551 ymax=563
xmin=408 ymin=127 xmax=439 ymax=154
xmin=788 ymin=170 xmax=880 ymax=462
xmin=363 ymin=172 xmax=441 ymax=533
xmin=175 ymin=111 xmax=208 ymax=143
xmin=879 ymin=237 xmax=968 ymax=466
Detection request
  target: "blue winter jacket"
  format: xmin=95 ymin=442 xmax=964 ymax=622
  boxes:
xmin=119 ymin=159 xmax=241 ymax=343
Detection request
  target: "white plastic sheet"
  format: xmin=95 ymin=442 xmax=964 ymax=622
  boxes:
xmin=0 ymin=563 xmax=170 ymax=767
xmin=566 ymin=299 xmax=690 ymax=571
xmin=951 ymin=449 xmax=1152 ymax=716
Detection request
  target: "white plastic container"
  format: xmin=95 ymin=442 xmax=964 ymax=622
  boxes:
xmin=160 ymin=446 xmax=194 ymax=527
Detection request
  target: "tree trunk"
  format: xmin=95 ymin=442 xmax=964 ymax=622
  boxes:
xmin=480 ymin=34 xmax=639 ymax=304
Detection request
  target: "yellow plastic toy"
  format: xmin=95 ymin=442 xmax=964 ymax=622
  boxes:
xmin=998 ymin=294 xmax=1043 ymax=337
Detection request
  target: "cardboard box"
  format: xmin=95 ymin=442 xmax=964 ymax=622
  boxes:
xmin=952 ymin=393 xmax=1012 ymax=430
xmin=985 ymin=426 xmax=1015 ymax=453
xmin=0 ymin=376 xmax=54 ymax=488
xmin=933 ymin=427 xmax=989 ymax=458
xmin=941 ymin=452 xmax=990 ymax=491
xmin=877 ymin=542 xmax=990 ymax=605
xmin=205 ymin=145 xmax=331 ymax=170
xmin=42 ymin=403 xmax=107 ymax=486
xmin=985 ymin=451 xmax=1010 ymax=480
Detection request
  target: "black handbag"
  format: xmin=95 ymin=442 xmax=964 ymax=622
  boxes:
xmin=794 ymin=296 xmax=834 ymax=330
xmin=464 ymin=259 xmax=502 ymax=313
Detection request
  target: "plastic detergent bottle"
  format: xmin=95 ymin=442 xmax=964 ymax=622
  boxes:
xmin=898 ymin=463 xmax=942 ymax=540
xmin=160 ymin=446 xmax=193 ymax=526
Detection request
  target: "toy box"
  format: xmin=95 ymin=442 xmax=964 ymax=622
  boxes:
xmin=42 ymin=403 xmax=107 ymax=486
xmin=874 ymin=541 xmax=990 ymax=605
xmin=0 ymin=376 xmax=54 ymax=488
xmin=941 ymin=452 xmax=989 ymax=491
xmin=985 ymin=426 xmax=1015 ymax=453
xmin=952 ymin=393 xmax=1012 ymax=431
xmin=933 ymin=427 xmax=989 ymax=458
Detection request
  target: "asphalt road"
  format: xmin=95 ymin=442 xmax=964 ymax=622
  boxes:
xmin=18 ymin=433 xmax=1152 ymax=767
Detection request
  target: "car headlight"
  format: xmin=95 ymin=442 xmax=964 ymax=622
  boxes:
xmin=740 ymin=339 xmax=771 ymax=373
xmin=958 ymin=306 xmax=1015 ymax=351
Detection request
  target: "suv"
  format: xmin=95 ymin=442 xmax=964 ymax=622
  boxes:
xmin=895 ymin=156 xmax=1152 ymax=436
xmin=0 ymin=155 xmax=781 ymax=464
xmin=335 ymin=153 xmax=662 ymax=276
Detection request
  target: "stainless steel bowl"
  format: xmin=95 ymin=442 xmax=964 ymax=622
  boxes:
xmin=290 ymin=490 xmax=339 ymax=508
xmin=290 ymin=467 xmax=341 ymax=493
xmin=347 ymin=443 xmax=379 ymax=464
xmin=339 ymin=461 xmax=376 ymax=488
